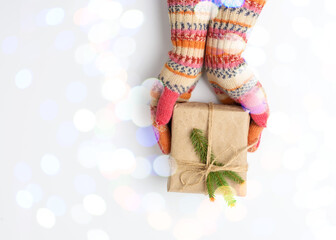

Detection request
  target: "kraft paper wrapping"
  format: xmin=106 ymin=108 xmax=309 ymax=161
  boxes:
xmin=167 ymin=102 xmax=250 ymax=197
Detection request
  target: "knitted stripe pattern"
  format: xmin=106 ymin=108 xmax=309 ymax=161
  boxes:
xmin=204 ymin=0 xmax=269 ymax=127
xmin=158 ymin=0 xmax=210 ymax=95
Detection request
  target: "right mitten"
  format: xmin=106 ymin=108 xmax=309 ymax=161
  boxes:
xmin=205 ymin=0 xmax=270 ymax=151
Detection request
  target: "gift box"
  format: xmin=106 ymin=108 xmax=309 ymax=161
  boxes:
xmin=167 ymin=102 xmax=251 ymax=198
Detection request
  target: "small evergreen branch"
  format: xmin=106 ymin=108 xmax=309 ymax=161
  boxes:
xmin=214 ymin=172 xmax=236 ymax=207
xmin=206 ymin=172 xmax=216 ymax=201
xmin=189 ymin=128 xmax=243 ymax=206
xmin=222 ymin=171 xmax=245 ymax=184
xmin=190 ymin=128 xmax=208 ymax=164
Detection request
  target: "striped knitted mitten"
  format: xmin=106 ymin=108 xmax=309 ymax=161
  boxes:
xmin=205 ymin=0 xmax=270 ymax=152
xmin=156 ymin=0 xmax=210 ymax=126
xmin=150 ymin=80 xmax=196 ymax=154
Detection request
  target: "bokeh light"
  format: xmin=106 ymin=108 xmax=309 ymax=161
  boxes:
xmin=153 ymin=155 xmax=170 ymax=177
xmin=83 ymin=194 xmax=106 ymax=216
xmin=73 ymin=108 xmax=96 ymax=132
xmin=113 ymin=186 xmax=141 ymax=211
xmin=120 ymin=9 xmax=144 ymax=29
xmin=39 ymin=99 xmax=58 ymax=121
xmin=45 ymin=8 xmax=65 ymax=26
xmin=71 ymin=204 xmax=92 ymax=224
xmin=1 ymin=35 xmax=18 ymax=54
xmin=14 ymin=162 xmax=32 ymax=183
xmin=66 ymin=81 xmax=88 ymax=103
xmin=36 ymin=208 xmax=56 ymax=229
xmin=47 ymin=196 xmax=67 ymax=216
xmin=16 ymin=190 xmax=34 ymax=209
xmin=15 ymin=69 xmax=32 ymax=89
xmin=40 ymin=154 xmax=60 ymax=176
xmin=57 ymin=121 xmax=79 ymax=147
xmin=74 ymin=174 xmax=96 ymax=195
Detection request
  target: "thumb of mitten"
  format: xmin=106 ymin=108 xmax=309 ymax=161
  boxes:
xmin=155 ymin=87 xmax=179 ymax=126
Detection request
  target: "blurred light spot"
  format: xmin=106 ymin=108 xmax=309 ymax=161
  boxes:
xmin=41 ymin=154 xmax=60 ymax=176
xmin=75 ymin=44 xmax=97 ymax=65
xmin=88 ymin=22 xmax=119 ymax=44
xmin=194 ymin=2 xmax=218 ymax=21
xmin=136 ymin=127 xmax=158 ymax=147
xmin=274 ymin=43 xmax=297 ymax=63
xmin=83 ymin=62 xmax=101 ymax=77
xmin=66 ymin=81 xmax=87 ymax=103
xmin=83 ymin=194 xmax=106 ymax=216
xmin=16 ymin=190 xmax=34 ymax=209
xmin=95 ymin=108 xmax=117 ymax=136
xmin=225 ymin=203 xmax=247 ymax=222
xmin=89 ymin=0 xmax=123 ymax=20
xmin=292 ymin=17 xmax=313 ymax=38
xmin=71 ymin=204 xmax=92 ymax=224
xmin=282 ymin=147 xmax=305 ymax=170
xmin=57 ymin=121 xmax=79 ymax=147
xmin=14 ymin=162 xmax=32 ymax=183
xmin=73 ymin=8 xmax=97 ymax=26
xmin=113 ymin=37 xmax=136 ymax=57
xmin=243 ymin=47 xmax=266 ymax=67
xmin=120 ymin=9 xmax=144 ymax=29
xmin=115 ymin=100 xmax=132 ymax=121
xmin=77 ymin=140 xmax=115 ymax=169
xmin=15 ymin=69 xmax=32 ymax=89
xmin=40 ymin=99 xmax=58 ymax=121
xmin=98 ymin=148 xmax=136 ymax=179
xmin=142 ymin=192 xmax=165 ymax=212
xmin=222 ymin=0 xmax=245 ymax=8
xmin=147 ymin=211 xmax=172 ymax=231
xmin=309 ymin=110 xmax=329 ymax=132
xmin=26 ymin=184 xmax=43 ymax=203
xmin=36 ymin=208 xmax=56 ymax=228
xmin=248 ymin=26 xmax=270 ymax=47
xmin=2 ymin=36 xmax=18 ymax=54
xmin=46 ymin=8 xmax=65 ymax=26
xmin=95 ymin=53 xmax=122 ymax=76
xmin=131 ymin=157 xmax=152 ymax=179
xmin=73 ymin=109 xmax=96 ymax=132
xmin=101 ymin=79 xmax=128 ymax=102
xmin=131 ymin=104 xmax=152 ymax=127
xmin=74 ymin=174 xmax=96 ymax=195
xmin=87 ymin=229 xmax=110 ymax=240
xmin=267 ymin=111 xmax=290 ymax=135
xmin=113 ymin=186 xmax=141 ymax=211
xmin=296 ymin=172 xmax=318 ymax=191
xmin=250 ymin=217 xmax=275 ymax=236
xmin=47 ymin=196 xmax=66 ymax=216
xmin=173 ymin=218 xmax=203 ymax=240
xmin=54 ymin=30 xmax=75 ymax=51
xmin=142 ymin=78 xmax=160 ymax=90
xmin=153 ymin=155 xmax=170 ymax=177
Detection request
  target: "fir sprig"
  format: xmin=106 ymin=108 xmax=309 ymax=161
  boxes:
xmin=190 ymin=128 xmax=244 ymax=206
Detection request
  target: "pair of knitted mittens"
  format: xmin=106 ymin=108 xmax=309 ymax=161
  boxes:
xmin=150 ymin=0 xmax=270 ymax=154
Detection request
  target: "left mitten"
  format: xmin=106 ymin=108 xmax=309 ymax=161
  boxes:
xmin=156 ymin=0 xmax=210 ymax=126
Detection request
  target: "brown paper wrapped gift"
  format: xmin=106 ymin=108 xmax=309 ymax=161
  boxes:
xmin=167 ymin=102 xmax=251 ymax=197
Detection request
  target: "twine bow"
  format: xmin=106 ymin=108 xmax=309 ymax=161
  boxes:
xmin=173 ymin=102 xmax=258 ymax=192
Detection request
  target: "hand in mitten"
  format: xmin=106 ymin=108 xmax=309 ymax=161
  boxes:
xmin=155 ymin=0 xmax=211 ymax=126
xmin=204 ymin=0 xmax=270 ymax=152
xmin=150 ymin=80 xmax=196 ymax=154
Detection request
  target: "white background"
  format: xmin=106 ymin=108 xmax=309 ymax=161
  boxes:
xmin=1 ymin=0 xmax=336 ymax=239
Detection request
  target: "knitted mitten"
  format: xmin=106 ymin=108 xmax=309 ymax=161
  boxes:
xmin=205 ymin=0 xmax=270 ymax=152
xmin=151 ymin=80 xmax=196 ymax=154
xmin=156 ymin=0 xmax=210 ymax=126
